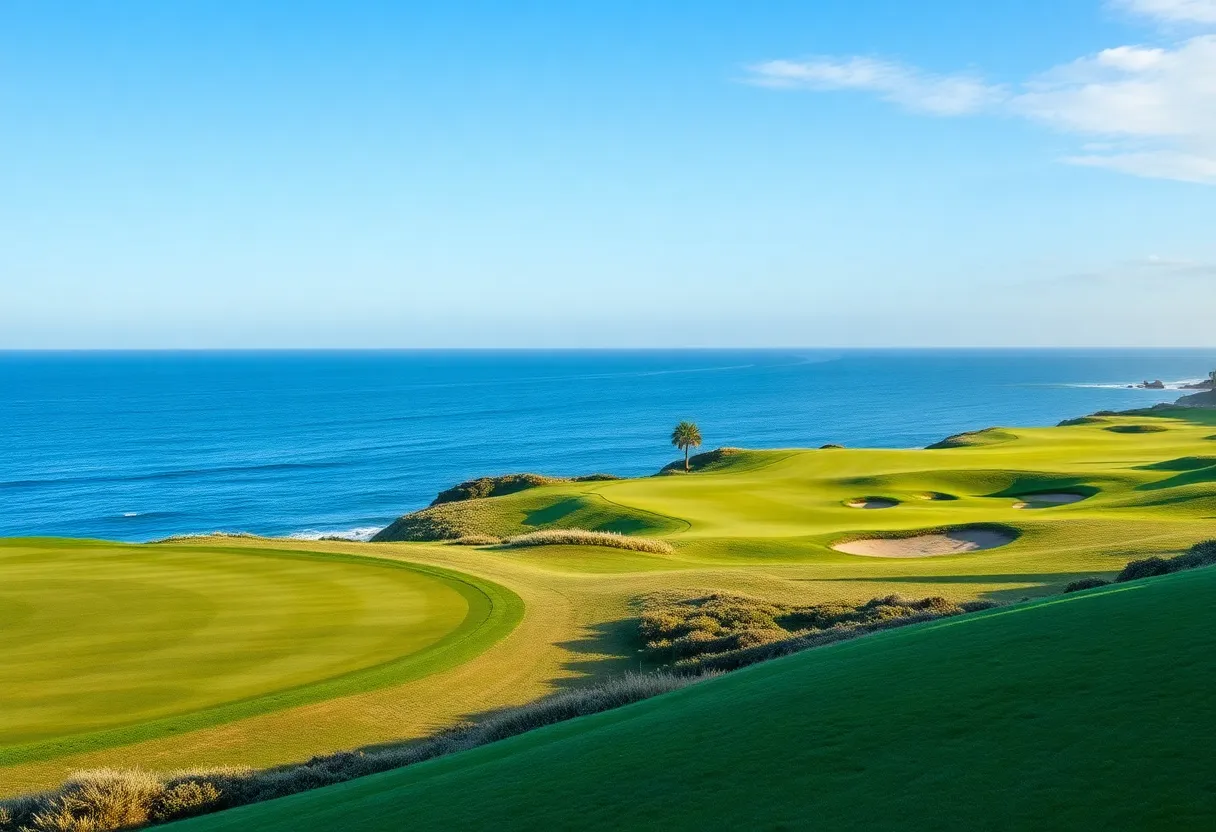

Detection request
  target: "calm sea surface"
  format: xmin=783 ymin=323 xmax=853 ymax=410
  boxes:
xmin=3 ymin=349 xmax=1213 ymax=541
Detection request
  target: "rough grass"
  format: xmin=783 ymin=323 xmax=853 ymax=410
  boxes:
xmin=430 ymin=473 xmax=619 ymax=506
xmin=640 ymin=592 xmax=997 ymax=669
xmin=447 ymin=535 xmax=502 ymax=546
xmin=926 ymin=427 xmax=1017 ymax=449
xmin=174 ymin=565 xmax=1216 ymax=832
xmin=12 ymin=409 xmax=1216 ymax=794
xmin=500 ymin=529 xmax=673 ymax=554
xmin=0 ymin=673 xmax=700 ymax=832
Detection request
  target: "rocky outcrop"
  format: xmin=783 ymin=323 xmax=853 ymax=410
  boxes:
xmin=1175 ymin=390 xmax=1216 ymax=408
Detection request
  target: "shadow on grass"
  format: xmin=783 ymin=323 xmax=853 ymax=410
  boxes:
xmin=800 ymin=572 xmax=1122 ymax=602
xmin=552 ymin=617 xmax=641 ymax=688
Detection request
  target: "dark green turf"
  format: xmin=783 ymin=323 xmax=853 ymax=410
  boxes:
xmin=176 ymin=566 xmax=1216 ymax=831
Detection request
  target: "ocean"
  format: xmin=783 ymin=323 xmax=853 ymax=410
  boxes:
xmin=2 ymin=349 xmax=1213 ymax=542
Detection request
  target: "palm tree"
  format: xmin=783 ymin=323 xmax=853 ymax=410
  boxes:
xmin=671 ymin=421 xmax=703 ymax=472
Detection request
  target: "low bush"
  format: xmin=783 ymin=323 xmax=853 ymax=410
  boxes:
xmin=430 ymin=472 xmax=620 ymax=506
xmin=1063 ymin=577 xmax=1111 ymax=593
xmin=371 ymin=499 xmax=504 ymax=541
xmin=0 ymin=673 xmax=699 ymax=832
xmin=500 ymin=529 xmax=673 ymax=554
xmin=658 ymin=447 xmax=745 ymax=475
xmin=1116 ymin=539 xmax=1216 ymax=583
xmin=448 ymin=535 xmax=502 ymax=546
xmin=1 ymin=769 xmax=225 ymax=832
xmin=639 ymin=592 xmax=998 ymax=668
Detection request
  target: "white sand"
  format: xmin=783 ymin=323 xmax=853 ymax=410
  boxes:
xmin=1011 ymin=492 xmax=1087 ymax=510
xmin=832 ymin=528 xmax=1013 ymax=558
xmin=845 ymin=497 xmax=899 ymax=509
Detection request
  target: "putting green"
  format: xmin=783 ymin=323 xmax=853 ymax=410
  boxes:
xmin=0 ymin=539 xmax=520 ymax=767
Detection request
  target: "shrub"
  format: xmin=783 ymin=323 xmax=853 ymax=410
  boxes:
xmin=500 ymin=529 xmax=673 ymax=554
xmin=1116 ymin=557 xmax=1174 ymax=582
xmin=658 ymin=447 xmax=745 ymax=475
xmin=1064 ymin=577 xmax=1111 ymax=593
xmin=1 ymin=674 xmax=699 ymax=832
xmin=430 ymin=472 xmax=621 ymax=506
xmin=639 ymin=592 xmax=999 ymax=667
xmin=0 ymin=769 xmax=223 ymax=832
xmin=1115 ymin=540 xmax=1216 ymax=583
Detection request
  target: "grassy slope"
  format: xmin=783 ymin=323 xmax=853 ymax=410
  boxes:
xmin=8 ymin=409 xmax=1216 ymax=795
xmin=0 ymin=540 xmax=521 ymax=791
xmin=177 ymin=566 xmax=1216 ymax=831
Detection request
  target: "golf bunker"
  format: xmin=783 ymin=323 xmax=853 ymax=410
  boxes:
xmin=831 ymin=527 xmax=1014 ymax=558
xmin=845 ymin=497 xmax=900 ymax=509
xmin=1012 ymin=492 xmax=1089 ymax=509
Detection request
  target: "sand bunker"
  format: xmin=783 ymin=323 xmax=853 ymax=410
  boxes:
xmin=1011 ymin=492 xmax=1087 ymax=509
xmin=832 ymin=528 xmax=1013 ymax=558
xmin=914 ymin=492 xmax=957 ymax=501
xmin=845 ymin=497 xmax=899 ymax=509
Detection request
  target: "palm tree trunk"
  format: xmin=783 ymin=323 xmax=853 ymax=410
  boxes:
xmin=684 ymin=445 xmax=690 ymax=471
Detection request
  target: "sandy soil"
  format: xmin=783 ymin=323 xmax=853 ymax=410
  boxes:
xmin=831 ymin=528 xmax=1013 ymax=558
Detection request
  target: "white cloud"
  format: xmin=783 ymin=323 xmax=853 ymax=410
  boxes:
xmin=1114 ymin=0 xmax=1216 ymax=23
xmin=749 ymin=34 xmax=1216 ymax=184
xmin=745 ymin=57 xmax=1002 ymax=115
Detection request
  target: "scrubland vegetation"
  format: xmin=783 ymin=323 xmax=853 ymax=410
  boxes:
xmin=501 ymin=529 xmax=674 ymax=553
xmin=640 ymin=591 xmax=997 ymax=670
xmin=7 ymin=407 xmax=1216 ymax=829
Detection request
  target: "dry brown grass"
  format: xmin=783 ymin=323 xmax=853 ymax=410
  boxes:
xmin=640 ymin=591 xmax=999 ymax=670
xmin=1 ymin=769 xmax=226 ymax=832
xmin=500 ymin=529 xmax=674 ymax=554
xmin=0 ymin=673 xmax=699 ymax=832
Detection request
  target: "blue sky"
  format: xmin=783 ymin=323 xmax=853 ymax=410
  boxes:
xmin=2 ymin=0 xmax=1215 ymax=348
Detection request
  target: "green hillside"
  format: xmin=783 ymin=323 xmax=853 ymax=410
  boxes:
xmin=175 ymin=565 xmax=1216 ymax=831
xmin=6 ymin=406 xmax=1216 ymax=805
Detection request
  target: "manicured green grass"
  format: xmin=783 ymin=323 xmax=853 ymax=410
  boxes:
xmin=175 ymin=566 xmax=1216 ymax=831
xmin=8 ymin=408 xmax=1216 ymax=797
xmin=379 ymin=411 xmax=1216 ymax=586
xmin=0 ymin=539 xmax=521 ymax=768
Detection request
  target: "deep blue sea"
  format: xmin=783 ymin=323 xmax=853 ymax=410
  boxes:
xmin=3 ymin=349 xmax=1214 ymax=542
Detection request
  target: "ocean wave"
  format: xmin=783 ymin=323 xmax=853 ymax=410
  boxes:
xmin=0 ymin=460 xmax=350 ymax=491
xmin=1060 ymin=379 xmax=1205 ymax=391
xmin=287 ymin=526 xmax=382 ymax=542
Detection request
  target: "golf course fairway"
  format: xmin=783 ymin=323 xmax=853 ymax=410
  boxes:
xmin=173 ymin=565 xmax=1216 ymax=831
xmin=0 ymin=539 xmax=521 ymax=770
xmin=6 ymin=406 xmax=1216 ymax=812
